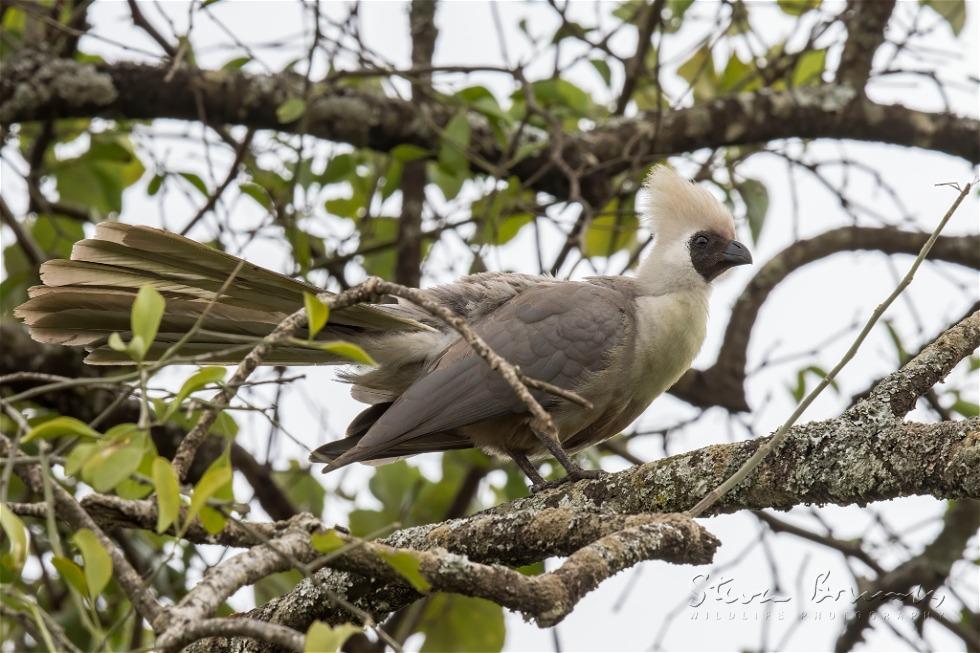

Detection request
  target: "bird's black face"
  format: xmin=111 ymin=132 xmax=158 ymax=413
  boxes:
xmin=688 ymin=230 xmax=752 ymax=282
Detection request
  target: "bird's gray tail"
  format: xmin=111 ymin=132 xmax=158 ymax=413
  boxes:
xmin=14 ymin=223 xmax=429 ymax=365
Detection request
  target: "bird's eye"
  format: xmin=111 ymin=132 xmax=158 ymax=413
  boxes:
xmin=694 ymin=234 xmax=709 ymax=248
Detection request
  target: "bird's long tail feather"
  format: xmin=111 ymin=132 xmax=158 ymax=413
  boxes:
xmin=15 ymin=223 xmax=429 ymax=365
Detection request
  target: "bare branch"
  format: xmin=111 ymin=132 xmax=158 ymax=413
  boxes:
xmin=837 ymin=0 xmax=896 ymax=89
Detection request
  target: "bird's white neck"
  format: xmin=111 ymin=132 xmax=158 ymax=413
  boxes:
xmin=636 ymin=238 xmax=712 ymax=297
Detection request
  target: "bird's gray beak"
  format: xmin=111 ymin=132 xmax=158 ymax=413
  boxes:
xmin=721 ymin=240 xmax=752 ymax=266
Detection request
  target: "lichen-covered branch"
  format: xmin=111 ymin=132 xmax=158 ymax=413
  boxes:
xmin=176 ymin=414 xmax=976 ymax=652
xmin=858 ymin=310 xmax=979 ymax=417
xmin=2 ymin=56 xmax=977 ymax=212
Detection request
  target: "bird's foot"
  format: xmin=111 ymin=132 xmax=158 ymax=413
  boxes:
xmin=529 ymin=467 xmax=606 ymax=494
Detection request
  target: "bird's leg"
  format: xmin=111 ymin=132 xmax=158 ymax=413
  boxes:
xmin=507 ymin=449 xmax=547 ymax=490
xmin=528 ymin=423 xmax=605 ymax=491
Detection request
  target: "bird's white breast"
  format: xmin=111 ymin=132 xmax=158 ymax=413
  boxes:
xmin=631 ymin=289 xmax=710 ymax=400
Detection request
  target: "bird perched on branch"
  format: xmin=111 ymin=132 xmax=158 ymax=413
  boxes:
xmin=16 ymin=166 xmax=751 ymax=490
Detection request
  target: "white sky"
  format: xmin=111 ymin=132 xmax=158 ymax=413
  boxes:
xmin=1 ymin=1 xmax=977 ymax=651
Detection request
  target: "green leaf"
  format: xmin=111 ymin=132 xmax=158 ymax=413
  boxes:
xmin=23 ymin=416 xmax=100 ymax=443
xmin=455 ymin=86 xmax=508 ymax=125
xmin=277 ymin=98 xmax=307 ymax=124
xmin=418 ymin=594 xmax=505 ymax=653
xmin=324 ymin=194 xmax=364 ymax=220
xmin=882 ymin=319 xmax=910 ymax=364
xmin=310 ymin=530 xmax=346 ymax=554
xmin=273 ymin=460 xmax=326 ymax=516
xmin=32 ymin=215 xmax=84 ymax=259
xmin=64 ymin=442 xmax=98 ymax=477
xmin=788 ymin=365 xmax=840 ymax=402
xmin=81 ymin=425 xmax=148 ymax=492
xmin=718 ymin=53 xmax=759 ymax=93
xmin=0 ymin=503 xmax=30 ymax=575
xmin=73 ymin=529 xmax=112 ymax=598
xmin=320 ymin=154 xmax=355 ymax=184
xmin=147 ymin=173 xmax=164 ymax=196
xmin=380 ymin=550 xmax=430 ymax=592
xmin=676 ymin=45 xmax=716 ymax=101
xmin=305 ymin=622 xmax=360 ymax=653
xmin=776 ymin=0 xmax=821 ymax=16
xmin=130 ymin=285 xmax=165 ymax=361
xmin=51 ymin=556 xmax=88 ymax=596
xmin=348 ymin=460 xmax=425 ymax=536
xmin=108 ymin=332 xmax=127 ymax=353
xmin=792 ymin=49 xmax=826 ymax=86
xmin=152 ymin=457 xmax=181 ymax=534
xmin=529 ymin=78 xmax=592 ymax=116
xmin=304 ymin=292 xmax=329 ymax=339
xmin=164 ymin=366 xmax=227 ymax=420
xmin=390 ymin=144 xmax=430 ymax=162
xmin=239 ymin=181 xmax=272 ymax=210
xmin=551 ymin=19 xmax=591 ymax=43
xmin=185 ymin=454 xmax=232 ymax=530
xmin=590 ymin=58 xmax=612 ymax=86
xmin=254 ymin=569 xmax=302 ymax=606
xmin=582 ymin=198 xmax=638 ymax=258
xmin=951 ymin=397 xmax=979 ymax=418
xmin=308 ymin=340 xmax=377 ymax=366
xmin=178 ymin=171 xmax=209 ymax=197
xmin=221 ymin=55 xmax=251 ymax=70
xmin=920 ymin=0 xmax=966 ymax=36
xmin=198 ymin=505 xmax=228 ymax=534
xmin=427 ymin=162 xmax=465 ymax=201
xmin=438 ymin=111 xmax=471 ymax=174
xmin=737 ymin=179 xmax=769 ymax=244
xmin=52 ymin=134 xmax=145 ymax=215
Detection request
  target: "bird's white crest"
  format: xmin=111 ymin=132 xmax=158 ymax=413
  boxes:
xmin=642 ymin=166 xmax=736 ymax=243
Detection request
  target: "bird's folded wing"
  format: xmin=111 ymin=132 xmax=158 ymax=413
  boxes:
xmin=333 ymin=282 xmax=629 ymax=464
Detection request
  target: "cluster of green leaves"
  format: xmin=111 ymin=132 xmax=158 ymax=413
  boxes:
xmin=0 ymin=284 xmax=243 ymax=648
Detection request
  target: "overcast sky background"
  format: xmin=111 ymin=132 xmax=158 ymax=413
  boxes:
xmin=1 ymin=1 xmax=977 ymax=651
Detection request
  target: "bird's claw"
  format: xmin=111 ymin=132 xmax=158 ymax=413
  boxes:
xmin=529 ymin=468 xmax=606 ymax=494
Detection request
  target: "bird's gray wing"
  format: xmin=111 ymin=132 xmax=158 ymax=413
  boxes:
xmin=331 ymin=281 xmax=628 ymax=466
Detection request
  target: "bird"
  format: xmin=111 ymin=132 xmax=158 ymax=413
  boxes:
xmin=15 ymin=166 xmax=751 ymax=491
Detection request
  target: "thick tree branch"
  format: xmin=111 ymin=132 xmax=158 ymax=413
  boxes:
xmin=837 ymin=0 xmax=895 ymax=89
xmin=859 ymin=310 xmax=980 ymax=417
xmin=2 ymin=57 xmax=976 ymax=210
xmin=191 ymin=415 xmax=977 ymax=649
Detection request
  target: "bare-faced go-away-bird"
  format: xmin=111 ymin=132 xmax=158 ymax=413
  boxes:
xmin=15 ymin=166 xmax=752 ymax=491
